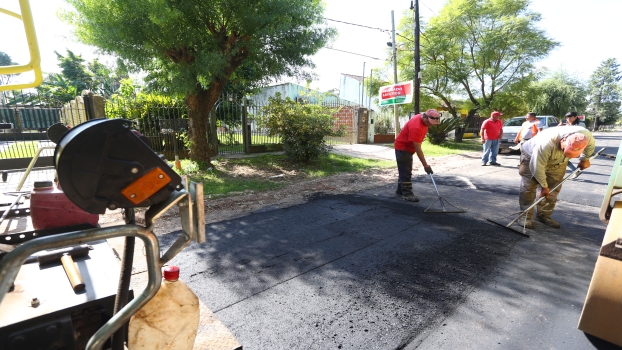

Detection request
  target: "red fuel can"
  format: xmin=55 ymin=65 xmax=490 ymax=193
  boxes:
xmin=30 ymin=181 xmax=99 ymax=230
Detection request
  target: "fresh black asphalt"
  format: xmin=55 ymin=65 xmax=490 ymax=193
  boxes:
xmin=158 ymin=132 xmax=620 ymax=350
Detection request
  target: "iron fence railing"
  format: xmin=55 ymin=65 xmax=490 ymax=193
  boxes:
xmin=0 ymin=89 xmax=364 ymax=168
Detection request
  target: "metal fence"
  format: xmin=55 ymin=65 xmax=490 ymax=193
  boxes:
xmin=0 ymin=89 xmax=363 ymax=170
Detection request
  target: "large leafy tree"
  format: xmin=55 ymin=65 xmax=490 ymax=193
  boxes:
xmin=62 ymin=0 xmax=335 ymax=163
xmin=587 ymin=58 xmax=621 ymax=126
xmin=526 ymin=70 xmax=588 ymax=118
xmin=35 ymin=50 xmax=125 ymax=104
xmin=397 ymin=0 xmax=558 ymax=137
xmin=0 ymin=51 xmax=19 ymax=86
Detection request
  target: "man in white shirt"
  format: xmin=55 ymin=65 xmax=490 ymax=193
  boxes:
xmin=513 ymin=112 xmax=543 ymax=146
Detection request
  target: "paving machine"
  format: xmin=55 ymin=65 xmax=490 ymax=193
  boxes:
xmin=0 ymin=4 xmax=205 ymax=347
xmin=0 ymin=117 xmax=205 ymax=349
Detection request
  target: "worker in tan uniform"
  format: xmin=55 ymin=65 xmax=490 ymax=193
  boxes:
xmin=518 ymin=126 xmax=595 ymax=229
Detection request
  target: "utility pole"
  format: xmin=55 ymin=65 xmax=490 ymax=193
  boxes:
xmin=411 ymin=0 xmax=420 ymax=114
xmin=361 ymin=62 xmax=366 ymax=106
xmin=391 ymin=10 xmax=400 ymax=135
xmin=368 ymin=69 xmax=373 ymax=110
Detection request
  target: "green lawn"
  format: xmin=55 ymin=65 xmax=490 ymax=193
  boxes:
xmin=0 ymin=141 xmax=39 ymax=158
xmin=178 ymin=154 xmax=395 ymax=197
xmin=179 ymin=137 xmax=482 ymax=198
xmin=383 ymin=138 xmax=482 ymax=157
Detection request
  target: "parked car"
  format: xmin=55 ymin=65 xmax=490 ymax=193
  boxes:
xmin=499 ymin=115 xmax=560 ymax=152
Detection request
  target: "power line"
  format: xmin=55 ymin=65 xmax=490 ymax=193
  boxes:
xmin=420 ymin=0 xmax=438 ymax=16
xmin=323 ymin=17 xmax=391 ymax=34
xmin=323 ymin=47 xmax=387 ymax=61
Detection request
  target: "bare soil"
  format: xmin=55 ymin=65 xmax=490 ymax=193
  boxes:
xmin=99 ymin=152 xmax=481 ymax=234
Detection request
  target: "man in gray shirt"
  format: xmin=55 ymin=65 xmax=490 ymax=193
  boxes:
xmin=519 ymin=126 xmax=595 ymax=228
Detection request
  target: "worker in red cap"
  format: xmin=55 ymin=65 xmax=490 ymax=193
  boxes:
xmin=480 ymin=110 xmax=504 ymax=166
xmin=394 ymin=109 xmax=441 ymax=202
xmin=518 ymin=126 xmax=595 ymax=228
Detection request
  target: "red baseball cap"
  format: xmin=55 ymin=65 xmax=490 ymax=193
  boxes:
xmin=491 ymin=111 xmax=503 ymax=118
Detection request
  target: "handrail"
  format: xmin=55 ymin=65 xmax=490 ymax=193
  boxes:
xmin=0 ymin=0 xmax=43 ymax=91
xmin=600 ymin=138 xmax=622 ymax=224
xmin=15 ymin=146 xmax=55 ymax=191
xmin=0 ymin=225 xmax=160 ymax=350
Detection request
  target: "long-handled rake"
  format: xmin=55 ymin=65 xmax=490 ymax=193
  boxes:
xmin=424 ymin=174 xmax=466 ymax=213
xmin=487 ymin=148 xmax=605 ymax=237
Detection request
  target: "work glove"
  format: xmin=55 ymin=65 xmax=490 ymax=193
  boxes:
xmin=424 ymin=166 xmax=433 ymax=174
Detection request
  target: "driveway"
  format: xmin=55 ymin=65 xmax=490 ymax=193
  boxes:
xmin=164 ymin=131 xmax=621 ymax=349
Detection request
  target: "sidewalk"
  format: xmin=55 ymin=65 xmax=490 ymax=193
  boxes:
xmin=331 ymin=143 xmax=395 ymax=161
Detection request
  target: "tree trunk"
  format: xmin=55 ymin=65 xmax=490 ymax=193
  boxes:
xmin=454 ymin=127 xmax=464 ymax=142
xmin=187 ymin=88 xmax=219 ymax=163
xmin=454 ymin=108 xmax=478 ymax=141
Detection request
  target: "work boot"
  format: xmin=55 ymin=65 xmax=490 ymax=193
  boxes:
xmin=536 ymin=215 xmax=560 ymax=228
xmin=402 ymin=194 xmax=420 ymax=202
xmin=523 ymin=218 xmax=533 ymax=229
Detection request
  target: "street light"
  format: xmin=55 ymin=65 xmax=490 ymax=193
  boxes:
xmin=411 ymin=0 xmax=420 ymax=114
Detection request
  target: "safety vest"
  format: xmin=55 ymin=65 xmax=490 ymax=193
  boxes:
xmin=518 ymin=123 xmax=539 ymax=141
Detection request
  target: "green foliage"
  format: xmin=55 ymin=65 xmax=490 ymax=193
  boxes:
xmin=526 ymin=70 xmax=588 ymax=118
xmin=259 ymin=93 xmax=346 ymax=162
xmin=374 ymin=114 xmax=394 ymax=134
xmin=587 ymin=58 xmax=621 ymax=125
xmin=427 ymin=116 xmax=463 ymax=145
xmin=35 ymin=50 xmax=126 ymax=104
xmin=398 ymin=0 xmax=558 ymax=120
xmin=105 ymin=79 xmax=187 ymax=134
xmin=62 ymin=0 xmax=336 ymax=162
xmin=0 ymin=51 xmax=19 ymax=86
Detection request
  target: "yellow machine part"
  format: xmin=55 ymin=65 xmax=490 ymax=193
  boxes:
xmin=578 ymin=201 xmax=622 ymax=345
xmin=0 ymin=0 xmax=43 ymax=91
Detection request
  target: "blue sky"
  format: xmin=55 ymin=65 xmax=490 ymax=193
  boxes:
xmin=2 ymin=0 xmax=621 ymax=92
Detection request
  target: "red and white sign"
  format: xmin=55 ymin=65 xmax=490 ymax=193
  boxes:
xmin=379 ymin=81 xmax=413 ymax=106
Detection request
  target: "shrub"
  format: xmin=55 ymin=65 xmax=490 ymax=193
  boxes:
xmin=259 ymin=93 xmax=345 ymax=162
xmin=374 ymin=114 xmax=394 ymax=134
xmin=427 ymin=116 xmax=463 ymax=145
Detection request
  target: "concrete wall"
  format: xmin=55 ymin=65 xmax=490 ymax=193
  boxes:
xmin=249 ymin=83 xmax=356 ymax=107
xmin=339 ymin=74 xmax=379 ymax=112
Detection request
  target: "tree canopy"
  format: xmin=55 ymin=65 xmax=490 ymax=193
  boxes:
xmin=0 ymin=51 xmax=19 ymax=86
xmin=397 ymin=0 xmax=558 ymax=131
xmin=63 ymin=0 xmax=335 ymax=162
xmin=587 ymin=58 xmax=621 ymax=125
xmin=34 ymin=50 xmax=127 ymax=104
xmin=526 ymin=70 xmax=587 ymax=118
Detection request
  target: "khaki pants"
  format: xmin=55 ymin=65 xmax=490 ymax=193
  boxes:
xmin=518 ymin=153 xmax=567 ymax=219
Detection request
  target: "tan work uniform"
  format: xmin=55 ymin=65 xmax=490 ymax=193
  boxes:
xmin=519 ymin=126 xmax=595 ymax=219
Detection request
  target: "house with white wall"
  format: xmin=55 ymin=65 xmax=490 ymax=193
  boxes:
xmin=338 ymin=74 xmax=379 ymax=112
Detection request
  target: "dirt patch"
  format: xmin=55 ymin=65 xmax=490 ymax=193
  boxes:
xmin=99 ymin=152 xmax=481 ymax=234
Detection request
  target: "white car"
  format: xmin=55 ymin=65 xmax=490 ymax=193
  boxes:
xmin=499 ymin=115 xmax=560 ymax=152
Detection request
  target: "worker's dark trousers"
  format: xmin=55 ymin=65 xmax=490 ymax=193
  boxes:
xmin=518 ymin=153 xmax=567 ymax=219
xmin=395 ymin=150 xmax=414 ymax=196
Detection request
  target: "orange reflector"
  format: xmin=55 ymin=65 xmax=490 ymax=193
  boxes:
xmin=121 ymin=167 xmax=171 ymax=205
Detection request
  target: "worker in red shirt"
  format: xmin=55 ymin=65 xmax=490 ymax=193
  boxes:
xmin=480 ymin=111 xmax=504 ymax=166
xmin=394 ymin=109 xmax=441 ymax=202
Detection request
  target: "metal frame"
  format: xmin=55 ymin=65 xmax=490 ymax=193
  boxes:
xmin=0 ymin=0 xmax=43 ymax=91
xmin=600 ymin=140 xmax=622 ymax=224
xmin=0 ymin=178 xmax=205 ymax=350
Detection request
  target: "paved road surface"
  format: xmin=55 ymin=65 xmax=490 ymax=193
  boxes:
xmin=161 ymin=131 xmax=621 ymax=349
